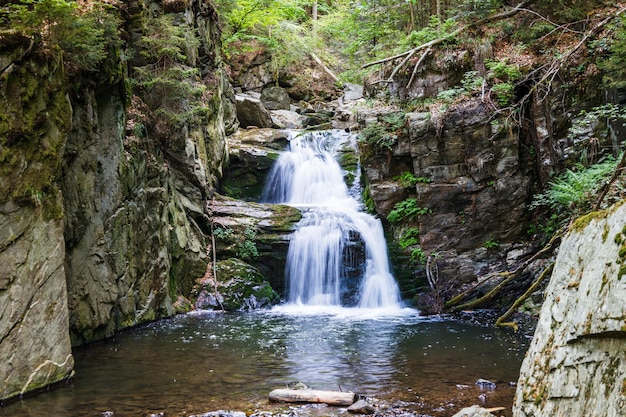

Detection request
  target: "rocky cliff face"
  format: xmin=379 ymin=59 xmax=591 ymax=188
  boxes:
xmin=0 ymin=0 xmax=238 ymax=399
xmin=0 ymin=43 xmax=74 ymax=399
xmin=358 ymin=41 xmax=618 ymax=308
xmin=61 ymin=0 xmax=237 ymax=345
xmin=513 ymin=202 xmax=626 ymax=416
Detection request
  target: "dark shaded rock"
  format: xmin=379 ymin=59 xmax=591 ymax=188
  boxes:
xmin=261 ymin=86 xmax=291 ymax=110
xmin=221 ymin=129 xmax=289 ymax=200
xmin=360 ymin=98 xmax=530 ymax=286
xmin=347 ymin=399 xmax=376 ymax=414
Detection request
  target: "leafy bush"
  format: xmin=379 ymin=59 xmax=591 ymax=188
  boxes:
xmin=236 ymin=227 xmax=259 ymax=260
xmin=401 ymin=16 xmax=458 ymax=49
xmin=437 ymin=70 xmax=485 ymax=103
xmin=411 ymin=247 xmax=427 ymax=265
xmin=483 ymin=240 xmax=500 ymax=249
xmin=387 ymin=198 xmax=432 ymax=224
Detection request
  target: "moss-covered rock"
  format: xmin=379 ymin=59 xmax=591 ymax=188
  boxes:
xmin=194 ymin=258 xmax=280 ymax=311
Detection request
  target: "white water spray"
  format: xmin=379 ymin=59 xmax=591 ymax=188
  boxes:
xmin=263 ymin=130 xmax=402 ymax=309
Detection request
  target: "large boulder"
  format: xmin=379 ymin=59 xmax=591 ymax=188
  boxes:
xmin=261 ymin=86 xmax=291 ymax=110
xmin=359 ymin=99 xmax=530 ymax=286
xmin=209 ymin=196 xmax=302 ymax=293
xmin=235 ymin=93 xmax=273 ymax=128
xmin=513 ymin=202 xmax=626 ymax=417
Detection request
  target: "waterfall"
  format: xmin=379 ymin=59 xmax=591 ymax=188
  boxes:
xmin=263 ymin=130 xmax=402 ymax=309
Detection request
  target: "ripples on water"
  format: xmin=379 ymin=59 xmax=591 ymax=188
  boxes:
xmin=1 ymin=308 xmax=530 ymax=417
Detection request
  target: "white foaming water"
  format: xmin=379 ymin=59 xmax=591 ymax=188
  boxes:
xmin=263 ymin=130 xmax=402 ymax=310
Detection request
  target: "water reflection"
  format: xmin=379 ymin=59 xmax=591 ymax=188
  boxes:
xmin=0 ymin=310 xmax=529 ymax=417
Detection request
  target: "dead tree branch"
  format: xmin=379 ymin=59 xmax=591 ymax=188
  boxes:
xmin=495 ymin=261 xmax=554 ymax=330
xmin=361 ymin=0 xmax=534 ymax=73
xmin=407 ymin=47 xmax=432 ymax=88
xmin=446 ymin=225 xmax=565 ymax=311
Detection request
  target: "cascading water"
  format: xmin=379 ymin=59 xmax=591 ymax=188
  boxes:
xmin=262 ymin=130 xmax=402 ymax=309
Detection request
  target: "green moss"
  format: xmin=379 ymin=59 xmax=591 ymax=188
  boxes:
xmin=615 ymin=233 xmax=624 ymax=245
xmin=571 ymin=209 xmax=608 ymax=232
xmin=602 ymin=223 xmax=610 ymax=242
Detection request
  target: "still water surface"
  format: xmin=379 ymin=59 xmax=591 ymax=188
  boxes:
xmin=2 ymin=308 xmax=529 ymax=417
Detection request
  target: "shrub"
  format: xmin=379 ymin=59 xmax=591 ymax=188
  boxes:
xmin=531 ymin=155 xmax=620 ymax=214
xmin=359 ymin=112 xmax=406 ymax=151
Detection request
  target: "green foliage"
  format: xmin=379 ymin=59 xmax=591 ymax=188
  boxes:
xmin=358 ymin=111 xmax=405 ymax=151
xmin=600 ymin=14 xmax=626 ymax=88
xmin=236 ymin=227 xmax=259 ymax=260
xmin=483 ymin=240 xmax=500 ymax=249
xmin=486 ymin=59 xmax=521 ymax=107
xmin=486 ymin=59 xmax=522 ymax=82
xmin=394 ymin=172 xmax=431 ymax=188
xmin=401 ymin=16 xmax=458 ymax=49
xmin=387 ymin=198 xmax=432 ymax=224
xmin=410 ymin=246 xmax=427 ymax=265
xmin=214 ymin=227 xmax=234 ymax=240
xmin=436 ymin=70 xmax=485 ymax=103
xmin=4 ymin=0 xmax=122 ymax=73
xmin=362 ymin=184 xmax=376 ymax=214
xmin=532 ymin=155 xmax=620 ymax=214
xmin=360 ymin=123 xmax=397 ymax=150
xmin=399 ymin=227 xmax=420 ymax=249
xmin=132 ymin=15 xmax=210 ymax=132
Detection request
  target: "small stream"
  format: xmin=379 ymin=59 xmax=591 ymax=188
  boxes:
xmin=2 ymin=309 xmax=529 ymax=417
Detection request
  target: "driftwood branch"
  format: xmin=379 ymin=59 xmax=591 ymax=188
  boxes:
xmin=269 ymin=389 xmax=356 ymax=406
xmin=518 ymin=5 xmax=626 ymax=104
xmin=407 ymin=47 xmax=432 ymax=88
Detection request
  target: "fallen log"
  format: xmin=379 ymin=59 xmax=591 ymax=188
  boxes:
xmin=269 ymin=388 xmax=357 ymax=406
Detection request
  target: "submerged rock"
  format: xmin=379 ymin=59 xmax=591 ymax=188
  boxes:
xmin=347 ymin=399 xmax=376 ymax=414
